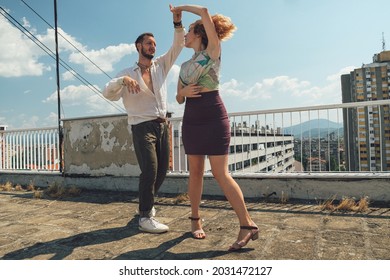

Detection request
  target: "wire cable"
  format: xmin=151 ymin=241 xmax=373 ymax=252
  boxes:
xmin=20 ymin=0 xmax=113 ymax=80
xmin=0 ymin=7 xmax=126 ymax=114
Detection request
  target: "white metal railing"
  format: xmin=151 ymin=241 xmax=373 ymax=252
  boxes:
xmin=0 ymin=127 xmax=60 ymax=172
xmin=1 ymin=100 xmax=390 ymax=174
xmin=169 ymin=100 xmax=390 ymax=174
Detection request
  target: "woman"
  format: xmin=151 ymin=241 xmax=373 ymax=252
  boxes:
xmin=173 ymin=4 xmax=258 ymax=251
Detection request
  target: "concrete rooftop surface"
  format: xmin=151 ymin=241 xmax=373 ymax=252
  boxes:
xmin=0 ymin=189 xmax=389 ymax=261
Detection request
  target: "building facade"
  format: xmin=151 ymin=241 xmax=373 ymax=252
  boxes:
xmin=341 ymin=50 xmax=390 ymax=171
xmin=172 ymin=123 xmax=295 ymax=173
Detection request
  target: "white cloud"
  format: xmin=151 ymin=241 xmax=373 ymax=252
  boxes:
xmin=17 ymin=114 xmax=40 ymax=129
xmin=35 ymin=27 xmax=85 ymax=55
xmin=43 ymin=84 xmax=124 ymax=115
xmin=22 ymin=17 xmax=31 ymax=29
xmin=0 ymin=12 xmax=135 ymax=78
xmin=167 ymin=64 xmax=181 ymax=86
xmin=326 ymin=66 xmax=355 ymax=82
xmin=220 ymin=79 xmax=243 ymax=97
xmin=44 ymin=85 xmax=99 ymax=111
xmin=44 ymin=84 xmax=96 ymax=105
xmin=221 ymin=76 xmax=312 ymax=101
xmin=0 ymin=15 xmax=46 ymax=77
xmin=43 ymin=66 xmax=357 ymax=121
xmin=84 ymin=93 xmax=125 ymax=115
xmin=219 ymin=67 xmax=355 ymax=112
xmin=44 ymin=112 xmax=59 ymax=126
xmin=68 ymin=43 xmax=136 ymax=74
xmin=62 ymin=70 xmax=76 ymax=81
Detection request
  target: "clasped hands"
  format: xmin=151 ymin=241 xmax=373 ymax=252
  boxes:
xmin=169 ymin=4 xmax=182 ymax=23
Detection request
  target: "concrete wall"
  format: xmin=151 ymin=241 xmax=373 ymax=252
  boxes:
xmin=1 ymin=115 xmax=389 ymax=203
xmin=62 ymin=114 xmax=141 ymax=176
xmin=0 ymin=172 xmax=389 ymax=203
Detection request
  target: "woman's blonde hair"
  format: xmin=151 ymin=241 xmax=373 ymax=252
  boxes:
xmin=193 ymin=14 xmax=237 ymax=47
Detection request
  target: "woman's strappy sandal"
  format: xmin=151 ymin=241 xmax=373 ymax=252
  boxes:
xmin=228 ymin=225 xmax=259 ymax=251
xmin=189 ymin=217 xmax=206 ymax=239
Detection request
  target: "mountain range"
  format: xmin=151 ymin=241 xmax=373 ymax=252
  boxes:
xmin=283 ymin=119 xmax=343 ymax=138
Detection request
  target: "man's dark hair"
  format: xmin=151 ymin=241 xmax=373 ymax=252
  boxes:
xmin=135 ymin=32 xmax=154 ymax=52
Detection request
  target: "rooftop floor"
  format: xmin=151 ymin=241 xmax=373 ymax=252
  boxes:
xmin=0 ymin=190 xmax=389 ymax=260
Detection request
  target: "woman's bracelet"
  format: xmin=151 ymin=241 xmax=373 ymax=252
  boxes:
xmin=173 ymin=21 xmax=183 ymax=28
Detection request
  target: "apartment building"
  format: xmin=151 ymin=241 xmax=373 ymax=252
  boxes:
xmin=171 ymin=123 xmax=295 ymax=173
xmin=341 ymin=50 xmax=390 ymax=171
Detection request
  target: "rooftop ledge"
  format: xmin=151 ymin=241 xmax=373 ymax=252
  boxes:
xmin=168 ymin=172 xmax=390 ymax=179
xmin=1 ymin=170 xmax=389 ymax=177
xmin=1 ymin=171 xmax=389 ymax=203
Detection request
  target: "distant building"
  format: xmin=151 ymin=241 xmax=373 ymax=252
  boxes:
xmin=307 ymin=157 xmax=327 ymax=172
xmin=171 ymin=123 xmax=295 ymax=173
xmin=341 ymin=50 xmax=390 ymax=171
xmin=294 ymin=137 xmax=344 ymax=172
xmin=226 ymin=132 xmax=295 ymax=173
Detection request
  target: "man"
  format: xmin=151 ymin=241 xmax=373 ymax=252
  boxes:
xmin=103 ymin=6 xmax=184 ymax=233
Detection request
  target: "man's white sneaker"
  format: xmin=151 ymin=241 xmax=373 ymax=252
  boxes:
xmin=139 ymin=217 xmax=169 ymax=233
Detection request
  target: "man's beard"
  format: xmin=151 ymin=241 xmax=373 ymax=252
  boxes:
xmin=141 ymin=47 xmax=154 ymax=59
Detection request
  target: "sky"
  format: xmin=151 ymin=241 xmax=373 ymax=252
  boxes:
xmin=1 ymin=0 xmax=390 ymax=130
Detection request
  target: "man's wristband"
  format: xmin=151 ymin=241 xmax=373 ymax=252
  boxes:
xmin=173 ymin=21 xmax=182 ymax=28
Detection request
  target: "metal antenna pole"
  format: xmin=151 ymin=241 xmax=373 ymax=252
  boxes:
xmin=54 ymin=0 xmax=63 ymax=173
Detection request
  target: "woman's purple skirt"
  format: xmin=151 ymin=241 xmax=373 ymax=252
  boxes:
xmin=182 ymin=90 xmax=230 ymax=155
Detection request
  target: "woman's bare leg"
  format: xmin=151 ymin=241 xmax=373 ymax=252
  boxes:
xmin=187 ymin=155 xmax=206 ymax=238
xmin=209 ymin=155 xmax=257 ymax=243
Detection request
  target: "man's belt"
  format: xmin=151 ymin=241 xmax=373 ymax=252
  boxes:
xmin=152 ymin=117 xmax=167 ymax=123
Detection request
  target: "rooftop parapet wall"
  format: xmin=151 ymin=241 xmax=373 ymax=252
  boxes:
xmin=62 ymin=115 xmax=141 ymax=176
xmin=0 ymin=172 xmax=389 ymax=202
